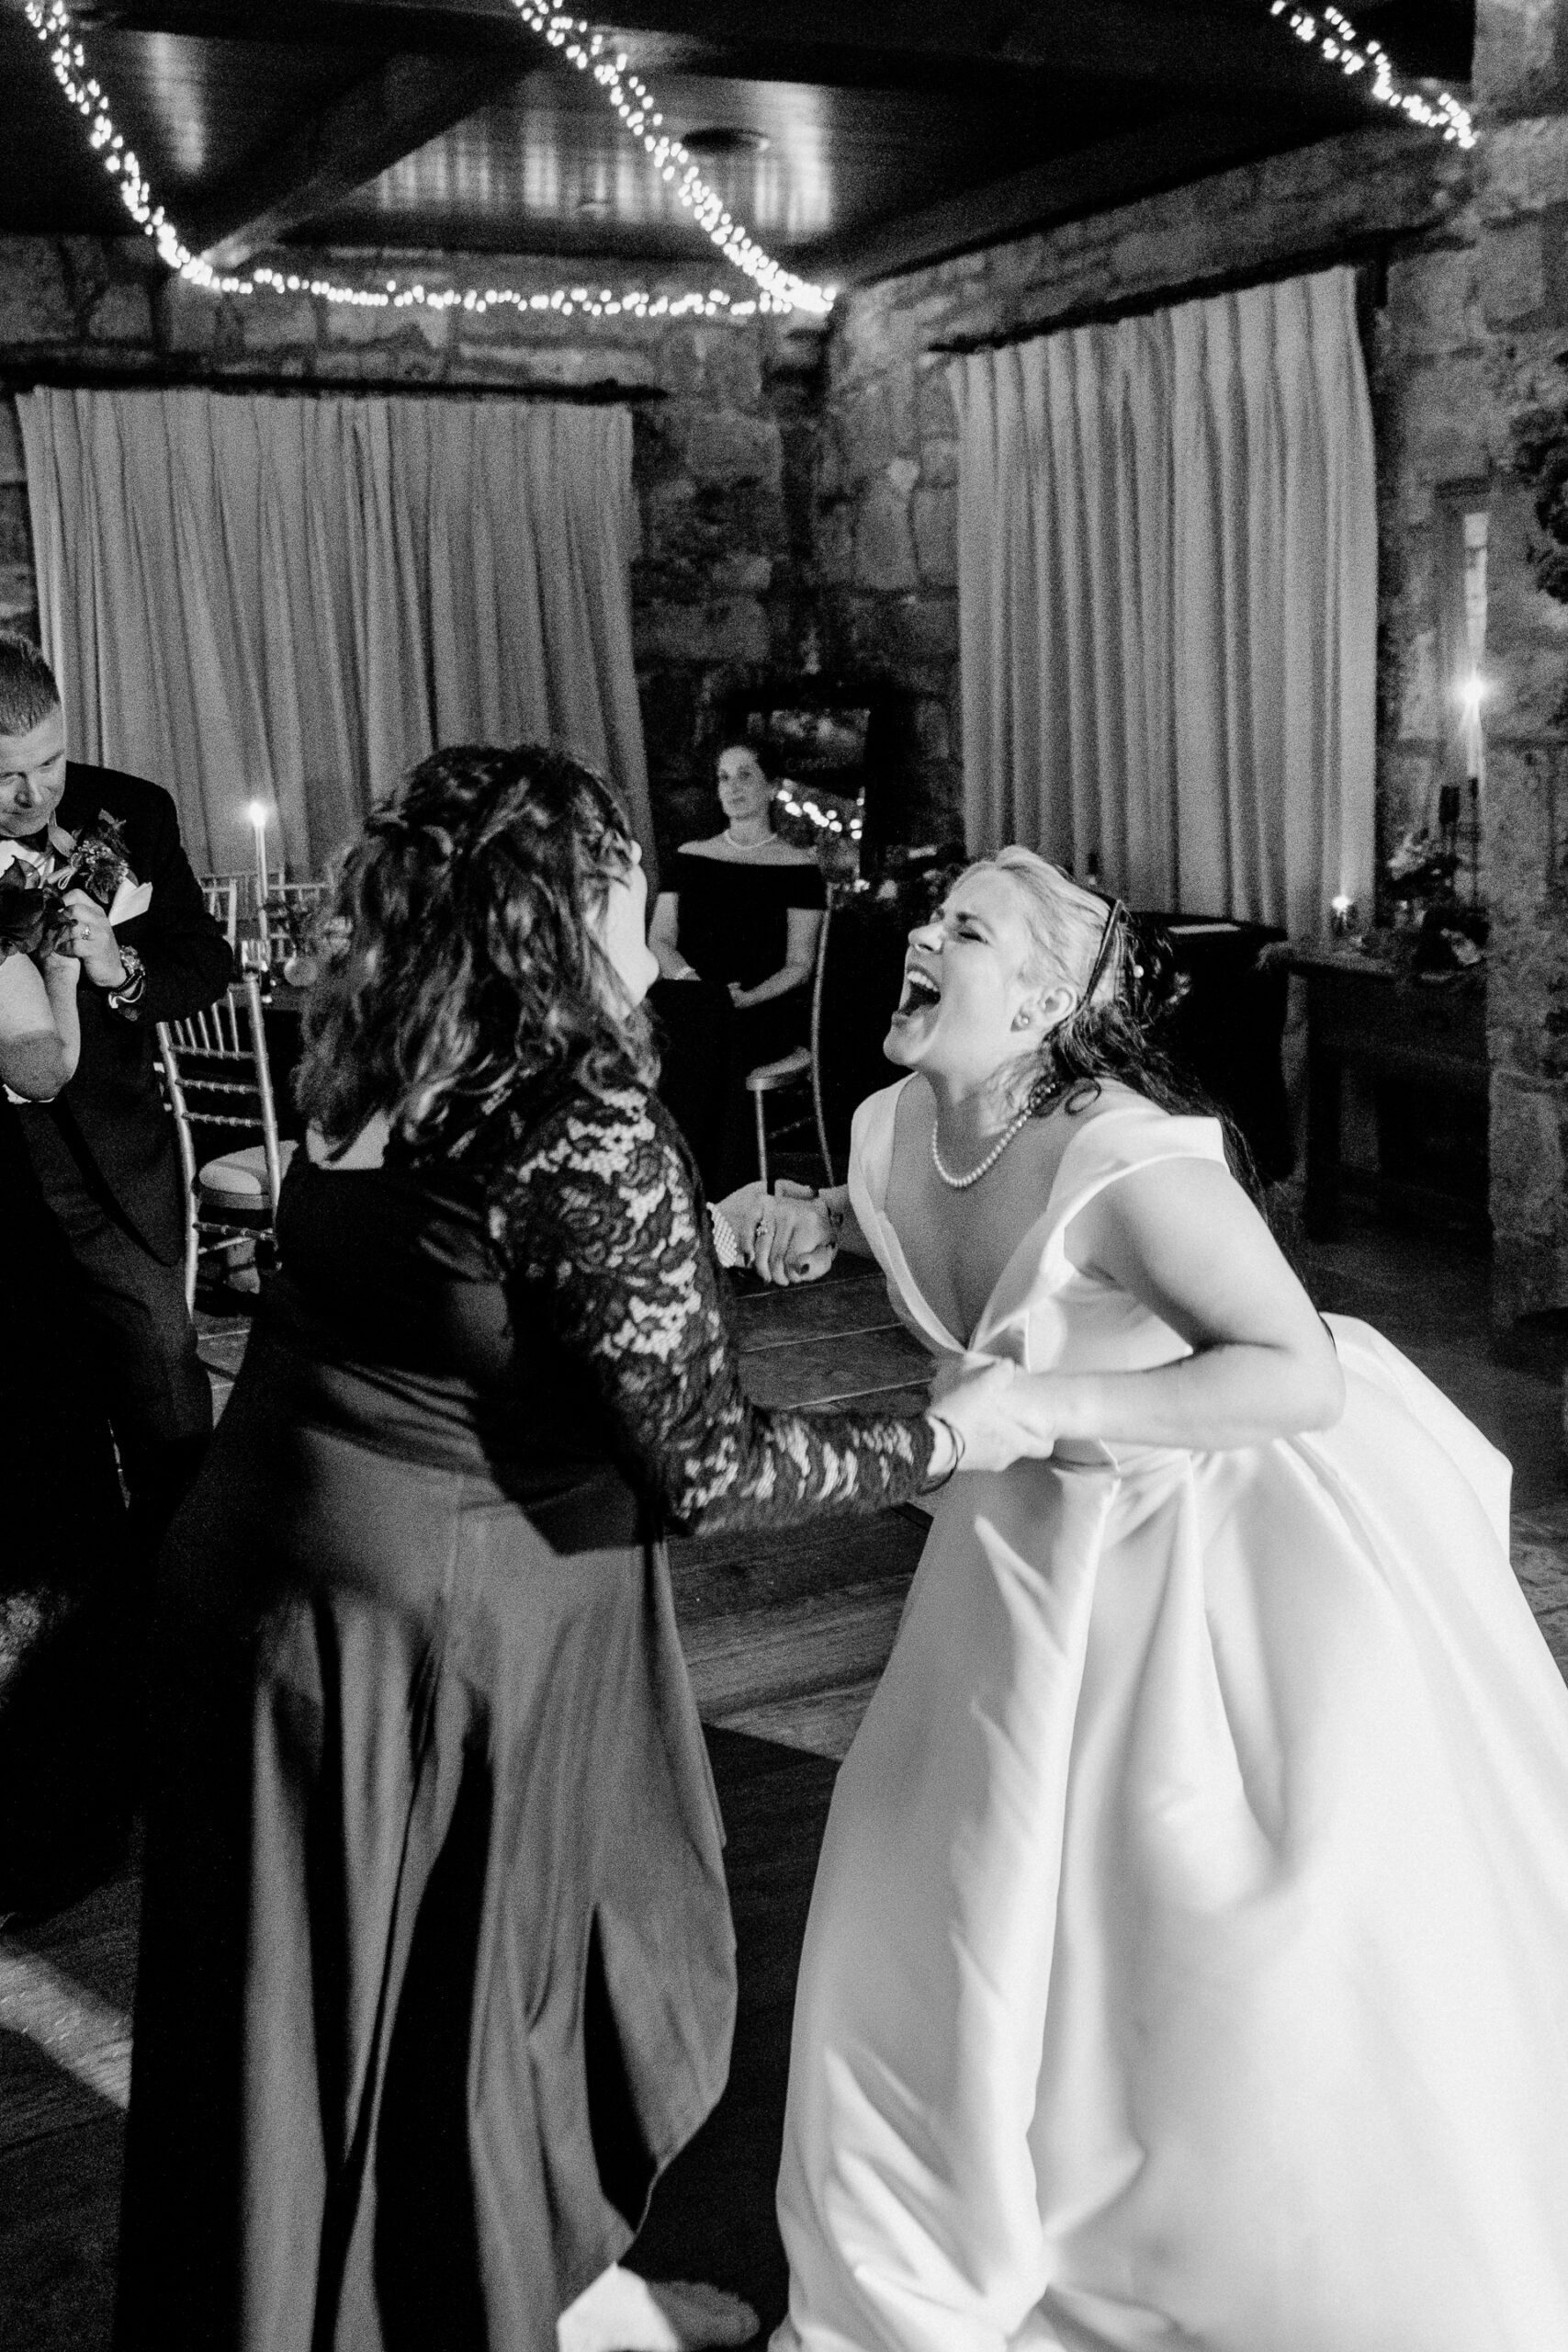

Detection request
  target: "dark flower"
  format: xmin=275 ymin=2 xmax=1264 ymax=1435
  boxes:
xmin=0 ymin=864 xmax=69 ymax=962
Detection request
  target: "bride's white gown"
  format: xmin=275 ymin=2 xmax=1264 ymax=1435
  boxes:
xmin=773 ymin=1080 xmax=1568 ymax=2352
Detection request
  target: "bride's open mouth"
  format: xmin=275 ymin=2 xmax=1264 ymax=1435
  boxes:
xmin=892 ymin=966 xmax=942 ymax=1024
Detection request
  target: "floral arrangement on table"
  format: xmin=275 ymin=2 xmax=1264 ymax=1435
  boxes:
xmin=0 ymin=810 xmax=138 ymax=961
xmin=1371 ymin=826 xmax=1485 ymax=977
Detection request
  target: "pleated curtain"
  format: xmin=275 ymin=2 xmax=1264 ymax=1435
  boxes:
xmin=951 ymin=266 xmax=1376 ymax=936
xmin=18 ymin=387 xmax=654 ymax=882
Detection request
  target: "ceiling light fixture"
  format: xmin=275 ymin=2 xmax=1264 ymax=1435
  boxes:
xmin=1268 ymin=1 xmax=1475 ymax=147
xmin=21 ymin=0 xmax=834 ymax=320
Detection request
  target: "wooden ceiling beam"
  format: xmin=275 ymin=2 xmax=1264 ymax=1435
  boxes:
xmin=72 ymin=0 xmax=1363 ymax=110
xmin=803 ymin=113 xmax=1302 ymax=286
xmin=186 ymin=51 xmax=524 ymax=269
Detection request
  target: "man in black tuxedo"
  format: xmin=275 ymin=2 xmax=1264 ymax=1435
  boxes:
xmin=0 ymin=635 xmax=233 ymax=1555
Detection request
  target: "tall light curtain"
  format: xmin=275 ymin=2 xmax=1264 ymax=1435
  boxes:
xmin=18 ymin=386 xmax=654 ymax=880
xmin=951 ymin=266 xmax=1376 ymax=934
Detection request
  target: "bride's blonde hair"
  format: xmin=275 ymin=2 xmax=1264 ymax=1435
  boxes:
xmin=964 ymin=847 xmax=1122 ymax=1010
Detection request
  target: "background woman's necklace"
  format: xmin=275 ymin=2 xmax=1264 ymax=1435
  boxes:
xmin=725 ymin=823 xmax=773 ymax=849
xmin=930 ymin=1102 xmax=1033 ymax=1190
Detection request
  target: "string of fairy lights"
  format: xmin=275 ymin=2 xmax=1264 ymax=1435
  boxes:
xmin=1269 ymin=3 xmax=1474 ymax=147
xmin=23 ymin=0 xmax=1476 ymax=325
xmin=20 ymin=0 xmax=831 ymax=319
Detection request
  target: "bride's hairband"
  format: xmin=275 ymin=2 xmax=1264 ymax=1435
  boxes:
xmin=1083 ymin=896 xmax=1123 ymax=1005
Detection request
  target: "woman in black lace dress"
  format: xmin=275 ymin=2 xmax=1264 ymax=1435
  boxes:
xmin=116 ymin=744 xmax=1041 ymax=2352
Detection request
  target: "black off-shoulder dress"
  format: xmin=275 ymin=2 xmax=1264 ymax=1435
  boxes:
xmin=672 ymin=846 xmax=827 ymax=1067
xmin=116 ymin=1080 xmax=931 ymax=2352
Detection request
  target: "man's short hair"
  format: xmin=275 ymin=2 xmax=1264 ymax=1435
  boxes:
xmin=0 ymin=634 xmax=62 ymax=736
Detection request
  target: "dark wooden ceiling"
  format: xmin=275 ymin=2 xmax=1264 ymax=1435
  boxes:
xmin=2 ymin=0 xmax=1475 ymax=286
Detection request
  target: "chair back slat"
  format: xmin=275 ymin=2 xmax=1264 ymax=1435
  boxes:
xmin=155 ymin=968 xmax=287 ymax=1311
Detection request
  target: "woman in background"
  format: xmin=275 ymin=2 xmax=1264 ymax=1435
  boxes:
xmin=761 ymin=848 xmax=1568 ymax=2352
xmin=115 ymin=743 xmax=1046 ymax=2352
xmin=650 ymin=741 xmax=826 ymax=1190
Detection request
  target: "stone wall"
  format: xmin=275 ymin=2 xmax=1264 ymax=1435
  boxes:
xmin=815 ymin=123 xmax=1472 ymax=854
xmin=0 ymin=234 xmax=824 ymax=858
xmin=1471 ymin=0 xmax=1568 ymax=1322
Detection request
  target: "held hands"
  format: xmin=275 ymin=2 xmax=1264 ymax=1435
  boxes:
xmin=716 ymin=1179 xmax=838 ymax=1286
xmin=60 ymin=888 xmax=126 ymax=989
xmin=928 ymin=1361 xmax=1059 ymax=1478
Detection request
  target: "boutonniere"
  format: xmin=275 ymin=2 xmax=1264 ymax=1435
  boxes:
xmin=59 ymin=809 xmax=138 ymax=911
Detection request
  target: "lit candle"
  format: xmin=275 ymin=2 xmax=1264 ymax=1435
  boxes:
xmin=247 ymin=800 xmax=269 ymax=921
xmin=1330 ymin=893 xmax=1356 ymax=938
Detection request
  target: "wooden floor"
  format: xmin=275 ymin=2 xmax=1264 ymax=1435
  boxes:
xmin=3 ymin=1225 xmax=1567 ymax=2348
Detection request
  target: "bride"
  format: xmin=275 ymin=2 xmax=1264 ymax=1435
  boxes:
xmin=746 ymin=848 xmax=1568 ymax=2352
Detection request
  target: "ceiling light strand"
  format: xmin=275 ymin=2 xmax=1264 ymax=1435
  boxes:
xmin=1268 ymin=2 xmax=1475 ymax=148
xmin=22 ymin=0 xmax=832 ymax=319
xmin=507 ymin=5 xmax=831 ymax=315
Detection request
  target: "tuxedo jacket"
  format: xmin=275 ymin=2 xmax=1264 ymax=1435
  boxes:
xmin=17 ymin=763 xmax=235 ymax=1265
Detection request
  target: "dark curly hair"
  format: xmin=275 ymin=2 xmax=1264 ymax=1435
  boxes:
xmin=295 ymin=741 xmax=655 ymax=1159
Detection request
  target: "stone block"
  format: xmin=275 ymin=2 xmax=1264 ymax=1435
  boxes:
xmin=1489 ymin=1075 xmax=1566 ymax=1261
xmin=1396 ymin=355 xmax=1502 ymax=522
xmin=815 ymin=503 xmax=857 ymax=585
xmin=854 ymin=478 xmax=919 ymax=593
xmin=236 ymin=294 xmax=319 ymax=355
xmin=0 ymin=564 xmax=36 ymax=624
xmin=921 ymin=435 xmax=958 ymax=488
xmin=911 ymin=482 xmax=957 ymax=586
xmin=848 ymin=368 xmax=919 ymax=477
xmin=916 ymin=362 xmax=957 ymax=444
xmin=86 ymin=279 xmax=154 ymax=346
xmin=1479 ymin=219 xmax=1549 ymax=329
xmin=1395 ymin=627 xmax=1442 ymax=740
xmin=1492 ymin=634 xmax=1568 ymax=732
xmin=632 ymin=594 xmax=769 ymax=669
xmin=0 ymin=239 xmax=75 ymax=345
xmin=1385 ymin=243 xmax=1488 ymax=350
xmin=838 ymin=590 xmax=960 ymax=689
xmin=0 ymin=487 xmax=33 ymax=570
xmin=682 ymin=410 xmax=780 ymax=490
xmin=913 ymin=695 xmax=951 ymax=763
xmin=1474 ymin=1 xmax=1568 ymax=124
xmin=634 ymin=600 xmax=716 ymax=667
xmin=158 ymin=277 xmax=222 ymax=355
xmin=659 ymin=328 xmax=704 ymax=397
xmin=708 ymin=550 xmax=773 ymax=596
xmin=701 ymin=324 xmax=765 ymax=408
xmin=1482 ymin=112 xmax=1568 ymax=222
xmin=0 ymin=399 xmax=25 ymax=488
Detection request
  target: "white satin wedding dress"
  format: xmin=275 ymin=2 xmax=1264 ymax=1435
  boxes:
xmin=772 ymin=1079 xmax=1568 ymax=2352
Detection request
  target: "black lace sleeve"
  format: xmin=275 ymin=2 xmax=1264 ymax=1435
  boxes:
xmin=487 ymin=1082 xmax=933 ymax=1534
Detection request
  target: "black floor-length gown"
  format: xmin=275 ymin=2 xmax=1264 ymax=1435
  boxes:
xmin=0 ymin=1099 xmax=131 ymax=1913
xmin=116 ymin=1075 xmax=932 ymax=2352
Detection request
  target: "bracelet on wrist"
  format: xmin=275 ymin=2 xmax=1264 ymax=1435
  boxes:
xmin=106 ymin=941 xmax=147 ymax=1015
xmin=920 ymin=1410 xmax=965 ymax=1492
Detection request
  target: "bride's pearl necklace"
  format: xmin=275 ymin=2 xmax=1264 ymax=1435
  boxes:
xmin=930 ymin=1102 xmax=1033 ymax=1190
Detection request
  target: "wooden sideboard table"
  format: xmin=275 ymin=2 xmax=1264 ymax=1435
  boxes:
xmin=1283 ymin=941 xmax=1488 ymax=1239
